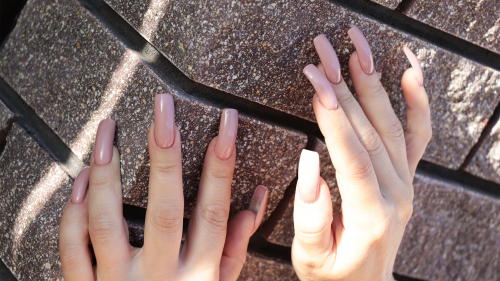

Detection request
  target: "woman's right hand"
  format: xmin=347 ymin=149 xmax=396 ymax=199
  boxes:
xmin=292 ymin=26 xmax=431 ymax=281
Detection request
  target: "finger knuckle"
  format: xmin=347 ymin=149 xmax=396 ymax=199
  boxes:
xmin=338 ymin=92 xmax=357 ymax=107
xmin=347 ymin=151 xmax=374 ymax=181
xmin=151 ymin=203 xmax=183 ymax=234
xmin=200 ymin=202 xmax=229 ymax=233
xmin=370 ymin=81 xmax=386 ymax=98
xmin=331 ymin=115 xmax=350 ymax=133
xmin=89 ymin=216 xmax=119 ymax=241
xmin=397 ymin=196 xmax=414 ymax=224
xmin=360 ymin=128 xmax=385 ymax=158
xmin=207 ymin=168 xmax=233 ymax=183
xmin=59 ymin=243 xmax=80 ymax=267
xmin=385 ymin=116 xmax=405 ymax=145
xmin=89 ymin=175 xmax=112 ymax=191
xmin=153 ymin=160 xmax=181 ymax=177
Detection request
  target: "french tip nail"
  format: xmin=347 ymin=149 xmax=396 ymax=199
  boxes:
xmin=348 ymin=25 xmax=374 ymax=75
xmin=154 ymin=93 xmax=175 ymax=149
xmin=248 ymin=185 xmax=268 ymax=215
xmin=403 ymin=46 xmax=424 ymax=86
xmin=94 ymin=119 xmax=115 ymax=165
xmin=214 ymin=109 xmax=238 ymax=160
xmin=298 ymin=149 xmax=320 ymax=204
xmin=71 ymin=166 xmax=90 ymax=204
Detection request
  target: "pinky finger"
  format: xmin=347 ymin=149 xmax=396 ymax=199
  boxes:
xmin=219 ymin=185 xmax=268 ymax=281
xmin=402 ymin=46 xmax=432 ymax=178
xmin=59 ymin=167 xmax=95 ymax=281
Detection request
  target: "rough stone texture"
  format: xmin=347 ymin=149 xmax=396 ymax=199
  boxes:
xmin=0 ymin=0 xmax=307 ymax=219
xmin=467 ymin=121 xmax=500 ymax=184
xmin=371 ymin=0 xmax=401 ymax=9
xmin=0 ymin=100 xmax=12 ymax=126
xmin=238 ymin=251 xmax=299 ymax=281
xmin=0 ymin=124 xmax=71 ymax=281
xmin=406 ymin=0 xmax=500 ymax=54
xmin=104 ymin=0 xmax=500 ymax=169
xmin=266 ymin=142 xmax=341 ymax=246
xmin=394 ymin=173 xmax=500 ymax=281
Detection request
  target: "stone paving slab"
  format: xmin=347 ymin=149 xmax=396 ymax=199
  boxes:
xmin=0 ymin=124 xmax=71 ymax=281
xmin=405 ymin=0 xmax=500 ymax=55
xmin=467 ymin=122 xmax=500 ymax=184
xmin=0 ymin=100 xmax=12 ymax=126
xmin=238 ymin=251 xmax=299 ymax=281
xmin=394 ymin=174 xmax=500 ymax=281
xmin=0 ymin=0 xmax=307 ymax=219
xmin=103 ymin=0 xmax=500 ymax=169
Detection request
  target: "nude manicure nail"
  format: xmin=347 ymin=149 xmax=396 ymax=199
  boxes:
xmin=214 ymin=109 xmax=238 ymax=160
xmin=71 ymin=166 xmax=90 ymax=204
xmin=94 ymin=119 xmax=116 ymax=165
xmin=303 ymin=64 xmax=339 ymax=110
xmin=403 ymin=46 xmax=424 ymax=86
xmin=248 ymin=185 xmax=268 ymax=214
xmin=314 ymin=34 xmax=342 ymax=84
xmin=298 ymin=150 xmax=320 ymax=204
xmin=348 ymin=25 xmax=374 ymax=75
xmin=154 ymin=94 xmax=175 ymax=148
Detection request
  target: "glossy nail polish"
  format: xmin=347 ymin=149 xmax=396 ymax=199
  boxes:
xmin=71 ymin=166 xmax=90 ymax=204
xmin=403 ymin=46 xmax=424 ymax=86
xmin=298 ymin=149 xmax=320 ymax=204
xmin=154 ymin=94 xmax=175 ymax=148
xmin=348 ymin=25 xmax=374 ymax=75
xmin=214 ymin=109 xmax=238 ymax=160
xmin=303 ymin=64 xmax=338 ymax=110
xmin=314 ymin=34 xmax=342 ymax=84
xmin=94 ymin=119 xmax=116 ymax=165
xmin=248 ymin=185 xmax=268 ymax=214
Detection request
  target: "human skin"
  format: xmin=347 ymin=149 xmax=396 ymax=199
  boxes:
xmin=293 ymin=26 xmax=431 ymax=281
xmin=59 ymin=101 xmax=269 ymax=281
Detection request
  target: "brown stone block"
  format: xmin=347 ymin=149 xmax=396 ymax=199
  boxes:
xmin=0 ymin=100 xmax=12 ymax=126
xmin=0 ymin=0 xmax=307 ymax=219
xmin=405 ymin=0 xmax=500 ymax=54
xmin=238 ymin=251 xmax=299 ymax=281
xmin=0 ymin=124 xmax=70 ymax=280
xmin=395 ymin=173 xmax=500 ymax=280
xmin=467 ymin=122 xmax=500 ymax=184
xmin=104 ymin=0 xmax=500 ymax=169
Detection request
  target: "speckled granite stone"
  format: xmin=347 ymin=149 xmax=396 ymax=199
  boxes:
xmin=467 ymin=122 xmax=500 ymax=184
xmin=0 ymin=124 xmax=71 ymax=281
xmin=238 ymin=251 xmax=299 ymax=281
xmin=406 ymin=0 xmax=500 ymax=54
xmin=371 ymin=0 xmax=401 ymax=9
xmin=103 ymin=0 xmax=500 ymax=169
xmin=394 ymin=173 xmax=500 ymax=281
xmin=0 ymin=100 xmax=12 ymax=126
xmin=0 ymin=0 xmax=307 ymax=219
xmin=266 ymin=142 xmax=341 ymax=246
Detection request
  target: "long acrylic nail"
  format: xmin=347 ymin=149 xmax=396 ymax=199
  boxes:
xmin=403 ymin=46 xmax=424 ymax=86
xmin=314 ymin=34 xmax=342 ymax=84
xmin=298 ymin=150 xmax=320 ymax=204
xmin=71 ymin=166 xmax=90 ymax=204
xmin=303 ymin=64 xmax=338 ymax=110
xmin=94 ymin=119 xmax=116 ymax=165
xmin=348 ymin=25 xmax=374 ymax=75
xmin=214 ymin=109 xmax=238 ymax=160
xmin=248 ymin=185 xmax=268 ymax=214
xmin=154 ymin=94 xmax=175 ymax=148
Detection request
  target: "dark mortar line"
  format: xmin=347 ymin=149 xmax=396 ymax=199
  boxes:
xmin=0 ymin=116 xmax=17 ymax=157
xmin=0 ymin=76 xmax=85 ymax=178
xmin=393 ymin=272 xmax=428 ymax=281
xmin=459 ymin=102 xmax=500 ymax=170
xmin=75 ymin=0 xmax=323 ymax=139
xmin=395 ymin=0 xmax=418 ymax=13
xmin=326 ymin=0 xmax=500 ymax=71
xmin=0 ymin=0 xmax=28 ymax=50
xmin=417 ymin=160 xmax=500 ymax=199
xmin=0 ymin=258 xmax=17 ymax=281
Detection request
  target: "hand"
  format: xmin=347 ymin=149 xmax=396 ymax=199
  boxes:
xmin=59 ymin=95 xmax=269 ymax=281
xmin=292 ymin=26 xmax=431 ymax=281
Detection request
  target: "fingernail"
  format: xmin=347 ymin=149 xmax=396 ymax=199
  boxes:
xmin=71 ymin=166 xmax=90 ymax=204
xmin=214 ymin=109 xmax=238 ymax=160
xmin=298 ymin=150 xmax=320 ymax=204
xmin=303 ymin=64 xmax=338 ymax=110
xmin=94 ymin=119 xmax=116 ymax=165
xmin=348 ymin=25 xmax=374 ymax=75
xmin=154 ymin=94 xmax=175 ymax=148
xmin=314 ymin=34 xmax=342 ymax=84
xmin=403 ymin=46 xmax=424 ymax=86
xmin=248 ymin=185 xmax=268 ymax=215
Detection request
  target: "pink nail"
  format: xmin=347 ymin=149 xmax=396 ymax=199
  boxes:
xmin=71 ymin=166 xmax=90 ymax=204
xmin=94 ymin=119 xmax=116 ymax=165
xmin=303 ymin=64 xmax=338 ymax=110
xmin=348 ymin=25 xmax=374 ymax=75
xmin=403 ymin=46 xmax=424 ymax=86
xmin=298 ymin=150 xmax=320 ymax=204
xmin=248 ymin=185 xmax=268 ymax=215
xmin=314 ymin=34 xmax=342 ymax=84
xmin=214 ymin=109 xmax=238 ymax=160
xmin=154 ymin=94 xmax=175 ymax=148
